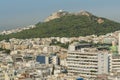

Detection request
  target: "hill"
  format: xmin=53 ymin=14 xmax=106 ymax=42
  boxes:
xmin=0 ymin=10 xmax=120 ymax=40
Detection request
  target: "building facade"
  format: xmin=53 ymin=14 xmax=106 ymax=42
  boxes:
xmin=67 ymin=43 xmax=110 ymax=80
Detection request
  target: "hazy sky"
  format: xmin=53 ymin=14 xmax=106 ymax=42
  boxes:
xmin=0 ymin=0 xmax=120 ymax=30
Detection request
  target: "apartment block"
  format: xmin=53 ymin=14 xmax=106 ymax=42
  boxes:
xmin=67 ymin=43 xmax=110 ymax=80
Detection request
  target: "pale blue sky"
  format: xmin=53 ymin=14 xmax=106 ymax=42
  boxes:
xmin=0 ymin=0 xmax=120 ymax=30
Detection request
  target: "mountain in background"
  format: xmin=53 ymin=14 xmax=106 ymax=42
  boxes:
xmin=0 ymin=10 xmax=120 ymax=40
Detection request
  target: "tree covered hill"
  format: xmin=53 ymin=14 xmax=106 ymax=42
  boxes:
xmin=0 ymin=11 xmax=120 ymax=40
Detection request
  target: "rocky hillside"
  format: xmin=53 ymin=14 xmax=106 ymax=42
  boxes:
xmin=44 ymin=10 xmax=104 ymax=24
xmin=0 ymin=10 xmax=120 ymax=40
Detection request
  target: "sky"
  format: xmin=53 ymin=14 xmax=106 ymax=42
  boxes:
xmin=0 ymin=0 xmax=120 ymax=31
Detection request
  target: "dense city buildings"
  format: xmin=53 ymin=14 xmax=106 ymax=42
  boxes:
xmin=0 ymin=32 xmax=120 ymax=80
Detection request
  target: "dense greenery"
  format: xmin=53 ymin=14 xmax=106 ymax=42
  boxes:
xmin=0 ymin=14 xmax=120 ymax=40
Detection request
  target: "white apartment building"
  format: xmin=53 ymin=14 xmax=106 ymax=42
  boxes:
xmin=108 ymin=54 xmax=120 ymax=80
xmin=109 ymin=33 xmax=120 ymax=76
xmin=110 ymin=55 xmax=120 ymax=74
xmin=67 ymin=43 xmax=110 ymax=80
xmin=49 ymin=55 xmax=59 ymax=65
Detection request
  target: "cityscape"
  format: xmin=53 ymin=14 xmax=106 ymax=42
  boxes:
xmin=0 ymin=0 xmax=120 ymax=80
xmin=0 ymin=28 xmax=120 ymax=80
